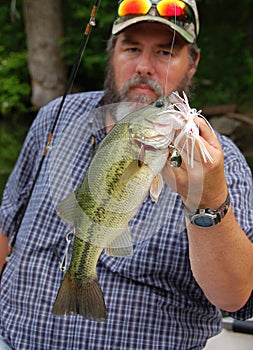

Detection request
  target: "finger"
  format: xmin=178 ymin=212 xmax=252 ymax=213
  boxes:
xmin=197 ymin=117 xmax=220 ymax=149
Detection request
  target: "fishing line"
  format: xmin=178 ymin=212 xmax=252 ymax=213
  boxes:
xmin=0 ymin=0 xmax=102 ymax=278
xmin=164 ymin=4 xmax=177 ymax=96
xmin=163 ymin=5 xmax=182 ymax=167
xmin=164 ymin=29 xmax=176 ymax=95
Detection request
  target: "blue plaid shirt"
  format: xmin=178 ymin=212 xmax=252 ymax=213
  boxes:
xmin=1 ymin=91 xmax=253 ymax=350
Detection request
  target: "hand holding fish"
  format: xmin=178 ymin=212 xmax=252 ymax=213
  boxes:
xmin=163 ymin=114 xmax=228 ymax=210
xmin=162 ymin=94 xmax=253 ymax=314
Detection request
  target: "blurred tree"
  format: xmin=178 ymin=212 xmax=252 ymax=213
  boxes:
xmin=22 ymin=0 xmax=67 ymax=107
xmin=1 ymin=0 xmax=252 ymax=111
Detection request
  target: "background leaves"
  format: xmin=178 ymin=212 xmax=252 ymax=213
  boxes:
xmin=0 ymin=0 xmax=252 ymax=196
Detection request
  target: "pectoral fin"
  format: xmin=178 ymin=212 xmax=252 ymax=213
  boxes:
xmin=137 ymin=144 xmax=145 ymax=167
xmin=149 ymin=173 xmax=163 ymax=203
xmin=105 ymin=227 xmax=133 ymax=257
xmin=56 ymin=192 xmax=78 ymax=224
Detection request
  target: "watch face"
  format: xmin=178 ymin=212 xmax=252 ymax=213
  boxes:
xmin=192 ymin=215 xmax=215 ymax=227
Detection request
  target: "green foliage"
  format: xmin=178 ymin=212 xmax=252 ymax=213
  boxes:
xmin=0 ymin=0 xmax=25 ymax=51
xmin=0 ymin=0 xmax=252 ymax=198
xmin=0 ymin=120 xmax=27 ymax=172
xmin=0 ymin=114 xmax=33 ymax=197
xmin=0 ymin=49 xmax=30 ymax=116
xmin=61 ymin=0 xmax=115 ymax=91
xmin=0 ymin=1 xmax=30 ymax=117
xmin=193 ymin=0 xmax=253 ymax=109
xmin=0 ymin=1 xmax=30 ymax=194
xmin=1 ymin=0 xmax=252 ymax=111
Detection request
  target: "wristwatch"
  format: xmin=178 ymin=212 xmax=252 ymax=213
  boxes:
xmin=185 ymin=193 xmax=231 ymax=228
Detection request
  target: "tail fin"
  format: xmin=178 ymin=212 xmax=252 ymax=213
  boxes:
xmin=52 ymin=271 xmax=106 ymax=321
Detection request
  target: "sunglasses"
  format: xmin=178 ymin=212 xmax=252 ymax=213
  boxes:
xmin=117 ymin=0 xmax=195 ymax=25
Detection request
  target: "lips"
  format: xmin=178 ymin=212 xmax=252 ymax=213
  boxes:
xmin=131 ymin=84 xmax=154 ymax=94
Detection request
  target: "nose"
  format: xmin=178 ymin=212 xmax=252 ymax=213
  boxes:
xmin=136 ymin=52 xmax=155 ymax=76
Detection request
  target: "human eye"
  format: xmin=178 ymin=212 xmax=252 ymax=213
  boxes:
xmin=120 ymin=38 xmax=141 ymax=55
xmin=125 ymin=46 xmax=140 ymax=54
xmin=157 ymin=49 xmax=173 ymax=57
xmin=155 ymin=49 xmax=173 ymax=63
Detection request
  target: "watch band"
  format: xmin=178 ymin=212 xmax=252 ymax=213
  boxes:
xmin=184 ymin=193 xmax=231 ymax=228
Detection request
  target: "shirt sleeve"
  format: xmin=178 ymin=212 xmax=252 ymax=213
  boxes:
xmin=220 ymin=134 xmax=253 ymax=320
xmin=0 ymin=91 xmax=103 ymax=239
xmin=0 ymin=99 xmax=60 ymax=239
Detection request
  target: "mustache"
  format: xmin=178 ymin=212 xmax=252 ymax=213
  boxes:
xmin=119 ymin=76 xmax=164 ymax=99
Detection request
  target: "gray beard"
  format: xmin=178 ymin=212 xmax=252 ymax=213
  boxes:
xmin=103 ymin=64 xmax=193 ymax=121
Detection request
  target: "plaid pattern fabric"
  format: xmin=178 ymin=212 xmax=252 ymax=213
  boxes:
xmin=0 ymin=91 xmax=253 ymax=350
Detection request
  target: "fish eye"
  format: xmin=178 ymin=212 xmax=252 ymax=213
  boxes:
xmin=155 ymin=100 xmax=165 ymax=108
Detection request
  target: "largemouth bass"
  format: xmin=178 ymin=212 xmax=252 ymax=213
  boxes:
xmin=52 ymin=93 xmax=213 ymax=321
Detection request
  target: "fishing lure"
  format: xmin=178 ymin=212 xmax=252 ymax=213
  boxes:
xmin=158 ymin=91 xmax=214 ymax=168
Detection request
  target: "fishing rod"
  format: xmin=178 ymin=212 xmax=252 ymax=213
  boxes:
xmin=0 ymin=0 xmax=101 ymax=278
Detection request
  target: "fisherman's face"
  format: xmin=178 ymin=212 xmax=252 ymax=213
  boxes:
xmin=109 ymin=22 xmax=198 ymax=104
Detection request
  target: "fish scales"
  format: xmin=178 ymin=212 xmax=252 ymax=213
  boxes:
xmin=69 ymin=239 xmax=102 ymax=284
xmin=52 ymin=93 xmax=214 ymax=321
xmin=52 ymin=98 xmax=176 ymax=320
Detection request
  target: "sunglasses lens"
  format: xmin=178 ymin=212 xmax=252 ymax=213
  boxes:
xmin=118 ymin=0 xmax=152 ymax=17
xmin=157 ymin=0 xmax=192 ymax=21
xmin=117 ymin=0 xmax=195 ymax=27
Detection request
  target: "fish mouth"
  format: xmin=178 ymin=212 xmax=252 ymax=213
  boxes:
xmin=129 ymin=125 xmax=171 ymax=150
xmin=132 ymin=133 xmax=172 ymax=152
xmin=129 ymin=126 xmax=154 ymax=148
xmin=134 ymin=139 xmax=158 ymax=152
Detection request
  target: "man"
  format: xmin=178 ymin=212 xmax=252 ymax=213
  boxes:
xmin=0 ymin=0 xmax=253 ymax=349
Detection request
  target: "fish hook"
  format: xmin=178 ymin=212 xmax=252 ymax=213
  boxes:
xmin=59 ymin=231 xmax=74 ymax=272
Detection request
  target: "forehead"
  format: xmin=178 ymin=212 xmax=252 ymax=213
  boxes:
xmin=117 ymin=22 xmax=187 ymax=47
